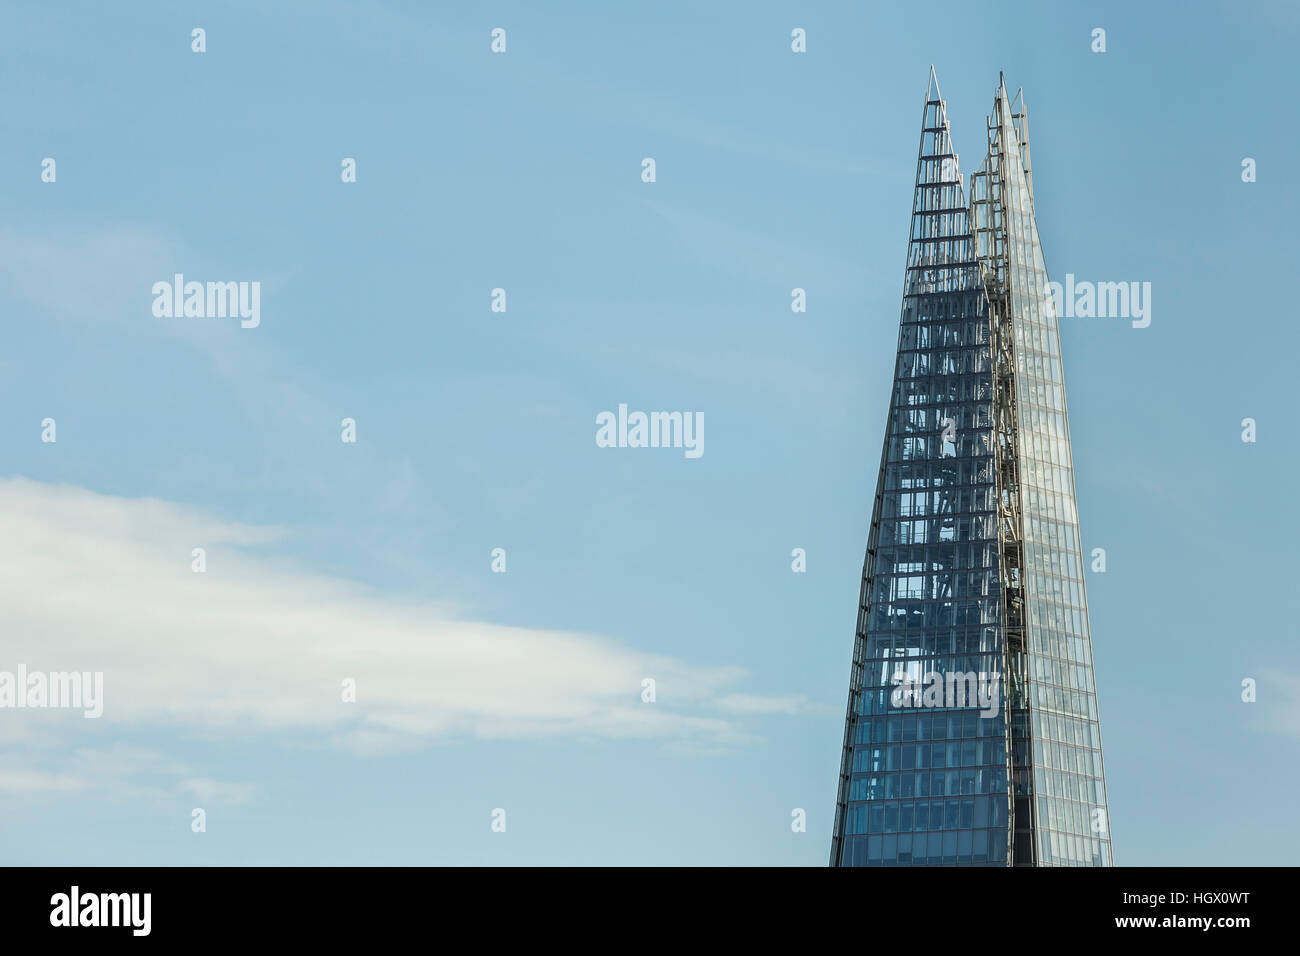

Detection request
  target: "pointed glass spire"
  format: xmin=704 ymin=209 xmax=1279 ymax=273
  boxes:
xmin=978 ymin=80 xmax=1113 ymax=867
xmin=831 ymin=71 xmax=1111 ymax=867
xmin=907 ymin=66 xmax=981 ymax=297
xmin=830 ymin=70 xmax=1009 ymax=867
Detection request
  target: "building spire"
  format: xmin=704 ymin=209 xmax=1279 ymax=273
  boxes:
xmin=831 ymin=71 xmax=1112 ymax=868
xmin=906 ymin=67 xmax=977 ymax=296
xmin=925 ymin=63 xmax=942 ymax=103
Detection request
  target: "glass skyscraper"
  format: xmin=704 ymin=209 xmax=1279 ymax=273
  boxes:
xmin=830 ymin=70 xmax=1112 ymax=867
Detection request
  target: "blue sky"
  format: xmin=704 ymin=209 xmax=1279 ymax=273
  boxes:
xmin=1 ymin=0 xmax=1298 ymax=865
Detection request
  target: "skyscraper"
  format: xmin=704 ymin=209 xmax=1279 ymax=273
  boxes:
xmin=830 ymin=70 xmax=1112 ymax=867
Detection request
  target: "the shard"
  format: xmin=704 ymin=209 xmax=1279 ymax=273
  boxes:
xmin=829 ymin=70 xmax=1112 ymax=867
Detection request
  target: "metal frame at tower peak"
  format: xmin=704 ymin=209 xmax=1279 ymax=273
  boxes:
xmin=970 ymin=75 xmax=1030 ymax=866
xmin=831 ymin=69 xmax=1112 ymax=868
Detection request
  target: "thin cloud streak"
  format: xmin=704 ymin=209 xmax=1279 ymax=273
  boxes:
xmin=0 ymin=478 xmax=781 ymax=781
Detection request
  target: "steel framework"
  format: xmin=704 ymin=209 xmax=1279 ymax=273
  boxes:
xmin=830 ymin=70 xmax=1112 ymax=867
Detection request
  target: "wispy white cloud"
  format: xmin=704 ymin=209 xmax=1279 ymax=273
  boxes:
xmin=0 ymin=478 xmax=780 ymax=795
xmin=0 ymin=225 xmax=179 ymax=323
xmin=1253 ymin=668 xmax=1300 ymax=742
xmin=178 ymin=777 xmax=258 ymax=805
xmin=304 ymin=0 xmax=878 ymax=177
xmin=0 ymin=743 xmax=254 ymax=804
xmin=0 ymin=769 xmax=88 ymax=794
xmin=715 ymin=693 xmax=811 ymax=716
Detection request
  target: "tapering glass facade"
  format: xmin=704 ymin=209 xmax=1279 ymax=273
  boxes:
xmin=990 ymin=92 xmax=1112 ymax=867
xmin=830 ymin=72 xmax=1111 ymax=867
